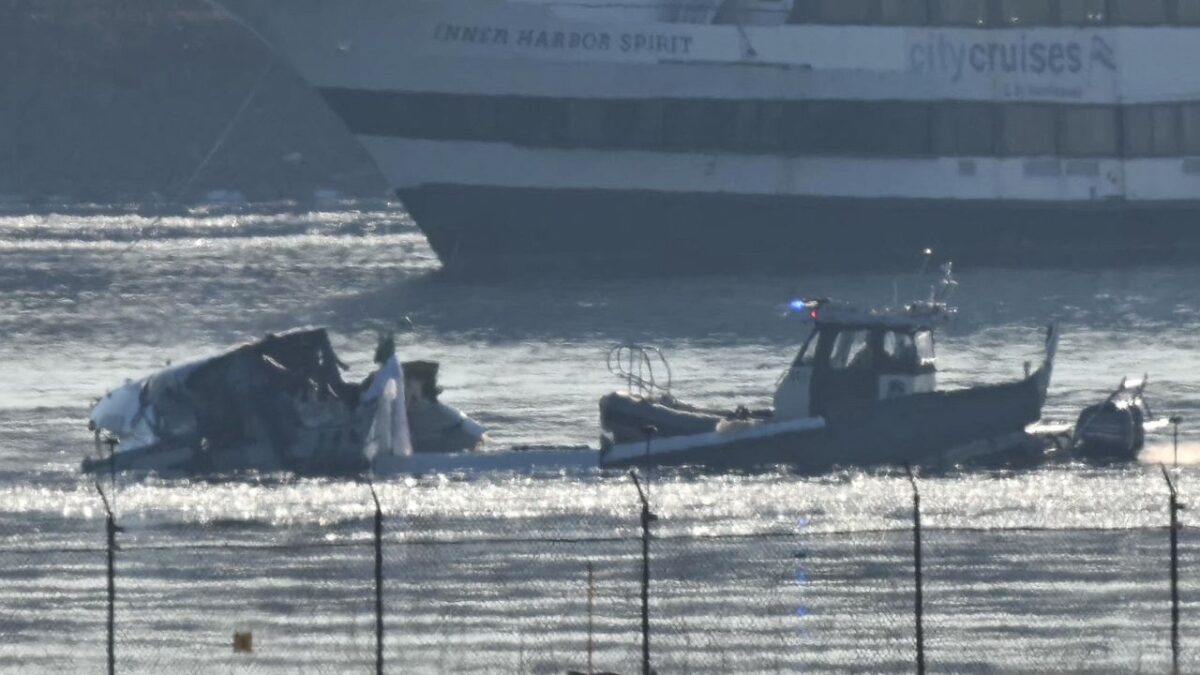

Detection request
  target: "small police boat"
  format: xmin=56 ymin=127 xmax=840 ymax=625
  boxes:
xmin=85 ymin=329 xmax=485 ymax=476
xmin=599 ymin=271 xmax=1059 ymax=472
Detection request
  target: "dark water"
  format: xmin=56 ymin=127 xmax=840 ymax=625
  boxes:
xmin=2 ymin=205 xmax=1200 ymax=672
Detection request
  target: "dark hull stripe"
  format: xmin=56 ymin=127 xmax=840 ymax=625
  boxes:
xmin=319 ymin=87 xmax=1200 ymax=160
xmin=396 ymin=184 xmax=1200 ymax=276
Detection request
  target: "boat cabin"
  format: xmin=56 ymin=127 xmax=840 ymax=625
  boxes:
xmin=773 ymin=312 xmax=938 ymax=421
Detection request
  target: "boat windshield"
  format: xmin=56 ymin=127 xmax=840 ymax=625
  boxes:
xmin=882 ymin=330 xmax=918 ymax=369
xmin=791 ymin=328 xmax=818 ymax=368
xmin=915 ymin=330 xmax=935 ymax=365
xmin=830 ymin=329 xmax=872 ymax=370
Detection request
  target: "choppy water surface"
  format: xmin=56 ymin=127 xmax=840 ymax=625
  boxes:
xmin=3 ymin=205 xmax=1200 ymax=672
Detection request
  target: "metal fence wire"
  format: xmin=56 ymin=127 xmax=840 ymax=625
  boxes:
xmin=0 ymin=469 xmax=1197 ymax=674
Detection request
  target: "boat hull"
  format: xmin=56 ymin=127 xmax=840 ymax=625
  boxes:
xmin=600 ymin=374 xmax=1047 ymax=472
xmin=400 ymin=184 xmax=1200 ymax=276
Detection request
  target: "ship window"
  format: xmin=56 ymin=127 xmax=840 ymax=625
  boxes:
xmin=789 ymin=0 xmax=872 ymax=23
xmin=1059 ymin=0 xmax=1108 ymax=24
xmin=662 ymin=99 xmax=734 ymax=149
xmin=1060 ymin=107 xmax=1118 ymax=157
xmin=732 ymin=101 xmax=785 ymax=152
xmin=1124 ymin=105 xmax=1180 ymax=157
xmin=1182 ymin=104 xmax=1200 ymax=154
xmin=630 ymin=100 xmax=665 ymax=147
xmin=566 ymin=99 xmax=606 ymax=146
xmin=430 ymin=94 xmax=474 ymax=140
xmin=466 ymin=98 xmax=498 ymax=139
xmin=932 ymin=0 xmax=989 ymax=26
xmin=500 ymin=97 xmax=565 ymax=145
xmin=880 ymin=0 xmax=930 ymax=24
xmin=1178 ymin=0 xmax=1200 ymax=24
xmin=781 ymin=102 xmax=811 ymax=151
xmin=759 ymin=102 xmax=785 ymax=149
xmin=998 ymin=0 xmax=1055 ymax=25
xmin=733 ymin=101 xmax=758 ymax=150
xmin=999 ymin=105 xmax=1057 ymax=156
xmin=664 ymin=101 xmax=701 ymax=148
xmin=883 ymin=331 xmax=919 ymax=369
xmin=787 ymin=0 xmax=817 ymax=22
xmin=934 ymin=104 xmax=995 ymax=155
xmin=601 ymin=100 xmax=637 ymax=147
xmin=876 ymin=103 xmax=932 ymax=155
xmin=1112 ymin=0 xmax=1167 ymax=24
xmin=915 ymin=330 xmax=935 ymax=365
xmin=819 ymin=0 xmax=873 ymax=23
xmin=806 ymin=101 xmax=862 ymax=153
xmin=830 ymin=330 xmax=872 ymax=370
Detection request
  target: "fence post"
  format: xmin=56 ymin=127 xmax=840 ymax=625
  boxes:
xmin=630 ymin=471 xmax=657 ymax=675
xmin=905 ymin=465 xmax=925 ymax=675
xmin=95 ymin=482 xmax=119 ymax=675
xmin=1162 ymin=465 xmax=1184 ymax=674
xmin=369 ymin=480 xmax=384 ymax=675
xmin=586 ymin=561 xmax=595 ymax=674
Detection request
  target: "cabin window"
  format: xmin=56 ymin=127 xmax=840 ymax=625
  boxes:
xmin=932 ymin=0 xmax=989 ymax=26
xmin=999 ymin=105 xmax=1057 ymax=156
xmin=1059 ymin=106 xmax=1118 ymax=157
xmin=1178 ymin=0 xmax=1200 ymax=24
xmin=793 ymin=330 xmax=819 ymax=368
xmin=1182 ymin=104 xmax=1200 ymax=154
xmin=914 ymin=330 xmax=935 ymax=365
xmin=882 ymin=331 xmax=918 ymax=369
xmin=1059 ymin=0 xmax=1108 ymax=24
xmin=1124 ymin=105 xmax=1180 ymax=157
xmin=830 ymin=330 xmax=872 ymax=370
xmin=998 ymin=0 xmax=1054 ymax=25
xmin=934 ymin=104 xmax=995 ymax=156
xmin=1112 ymin=0 xmax=1167 ymax=24
xmin=879 ymin=0 xmax=929 ymax=24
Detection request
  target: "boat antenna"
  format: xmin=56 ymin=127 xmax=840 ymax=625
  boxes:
xmin=933 ymin=262 xmax=958 ymax=304
xmin=895 ymin=248 xmax=933 ymax=309
xmin=917 ymin=248 xmax=933 ymax=279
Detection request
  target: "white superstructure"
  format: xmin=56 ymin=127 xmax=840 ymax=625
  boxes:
xmin=214 ymin=0 xmax=1200 ymax=272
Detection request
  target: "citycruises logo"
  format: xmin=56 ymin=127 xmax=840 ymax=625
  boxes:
xmin=909 ymin=33 xmax=1118 ymax=82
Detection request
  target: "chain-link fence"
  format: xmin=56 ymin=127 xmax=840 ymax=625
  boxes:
xmin=1 ymin=469 xmax=1197 ymax=674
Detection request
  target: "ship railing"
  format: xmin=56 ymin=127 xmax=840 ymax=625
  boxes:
xmin=607 ymin=344 xmax=672 ymax=400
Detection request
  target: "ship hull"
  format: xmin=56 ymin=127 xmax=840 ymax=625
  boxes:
xmin=209 ymin=0 xmax=1200 ymax=274
xmin=400 ymin=183 xmax=1200 ymax=275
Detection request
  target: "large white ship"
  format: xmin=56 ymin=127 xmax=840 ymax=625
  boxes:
xmin=212 ymin=0 xmax=1200 ymax=273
